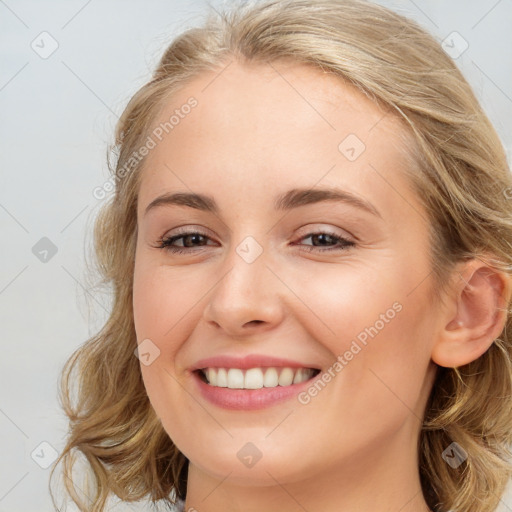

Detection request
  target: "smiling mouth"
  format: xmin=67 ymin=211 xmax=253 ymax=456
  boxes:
xmin=195 ymin=366 xmax=321 ymax=389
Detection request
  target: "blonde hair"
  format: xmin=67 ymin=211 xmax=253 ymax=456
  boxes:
xmin=50 ymin=1 xmax=512 ymax=511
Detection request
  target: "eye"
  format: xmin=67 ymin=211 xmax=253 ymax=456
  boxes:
xmin=294 ymin=230 xmax=356 ymax=252
xmin=157 ymin=230 xmax=217 ymax=254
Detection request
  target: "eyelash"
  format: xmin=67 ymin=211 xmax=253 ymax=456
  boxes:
xmin=156 ymin=229 xmax=356 ymax=254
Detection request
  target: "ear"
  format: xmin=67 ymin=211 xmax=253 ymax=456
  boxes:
xmin=431 ymin=257 xmax=512 ymax=368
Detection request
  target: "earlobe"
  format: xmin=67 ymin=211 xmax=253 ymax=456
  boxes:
xmin=431 ymin=258 xmax=511 ymax=368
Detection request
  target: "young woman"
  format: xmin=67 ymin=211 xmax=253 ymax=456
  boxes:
xmin=51 ymin=1 xmax=512 ymax=511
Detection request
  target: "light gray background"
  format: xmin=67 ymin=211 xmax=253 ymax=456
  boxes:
xmin=1 ymin=1 xmax=511 ymax=511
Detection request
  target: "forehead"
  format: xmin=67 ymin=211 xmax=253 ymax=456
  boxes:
xmin=137 ymin=60 xmax=417 ymax=214
xmin=149 ymin=59 xmax=406 ymax=142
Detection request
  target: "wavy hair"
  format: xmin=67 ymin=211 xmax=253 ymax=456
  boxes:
xmin=50 ymin=1 xmax=512 ymax=511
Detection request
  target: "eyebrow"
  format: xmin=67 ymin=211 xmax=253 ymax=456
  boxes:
xmin=144 ymin=187 xmax=382 ymax=218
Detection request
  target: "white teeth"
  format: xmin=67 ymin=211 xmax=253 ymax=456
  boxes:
xmin=293 ymin=368 xmax=305 ymax=384
xmin=201 ymin=366 xmax=316 ymax=389
xmin=244 ymin=368 xmax=264 ymax=389
xmin=206 ymin=368 xmax=217 ymax=386
xmin=263 ymin=367 xmax=279 ymax=387
xmin=278 ymin=367 xmax=294 ymax=386
xmin=226 ymin=368 xmax=244 ymax=388
xmin=217 ymin=368 xmax=228 ymax=387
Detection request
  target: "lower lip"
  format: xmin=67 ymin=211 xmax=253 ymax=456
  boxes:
xmin=191 ymin=370 xmax=318 ymax=410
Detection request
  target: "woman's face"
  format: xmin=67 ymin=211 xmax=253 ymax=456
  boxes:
xmin=133 ymin=61 xmax=440 ymax=489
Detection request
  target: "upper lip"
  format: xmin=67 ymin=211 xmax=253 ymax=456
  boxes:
xmin=190 ymin=354 xmax=321 ymax=371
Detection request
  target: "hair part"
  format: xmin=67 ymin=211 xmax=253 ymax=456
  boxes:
xmin=51 ymin=1 xmax=512 ymax=511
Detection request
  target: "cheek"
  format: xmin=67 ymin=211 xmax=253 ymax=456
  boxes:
xmin=132 ymin=264 xmax=193 ymax=431
xmin=132 ymin=263 xmax=201 ymax=345
xmin=297 ymin=259 xmax=433 ymax=406
xmin=295 ymin=258 xmax=416 ymax=349
xmin=132 ymin=263 xmax=208 ymax=404
xmin=132 ymin=264 xmax=192 ymax=407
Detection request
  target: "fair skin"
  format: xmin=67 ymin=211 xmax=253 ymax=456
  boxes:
xmin=132 ymin=60 xmax=510 ymax=512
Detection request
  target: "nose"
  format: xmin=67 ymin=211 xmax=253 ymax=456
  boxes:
xmin=202 ymin=243 xmax=286 ymax=337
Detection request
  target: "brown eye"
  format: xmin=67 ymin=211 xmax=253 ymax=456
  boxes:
xmin=297 ymin=231 xmax=356 ymax=252
xmin=158 ymin=231 xmax=216 ymax=254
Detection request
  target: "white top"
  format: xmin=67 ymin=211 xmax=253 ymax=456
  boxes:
xmin=171 ymin=497 xmax=185 ymax=511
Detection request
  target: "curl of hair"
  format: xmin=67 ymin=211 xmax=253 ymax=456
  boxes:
xmin=50 ymin=1 xmax=512 ymax=511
